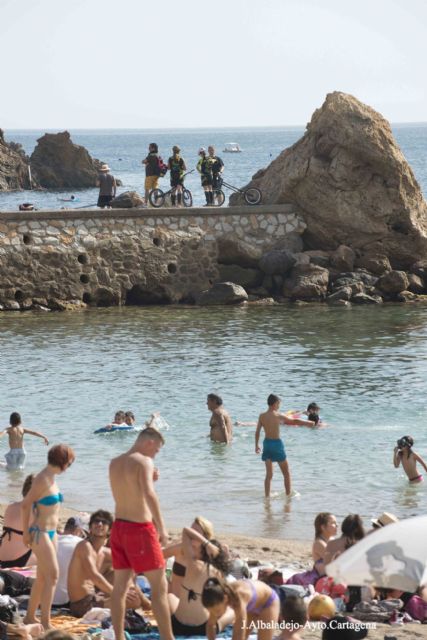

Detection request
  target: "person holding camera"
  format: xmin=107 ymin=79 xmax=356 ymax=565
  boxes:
xmin=393 ymin=435 xmax=427 ymax=483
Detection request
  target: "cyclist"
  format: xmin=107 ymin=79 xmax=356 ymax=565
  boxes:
xmin=142 ymin=142 xmax=161 ymax=206
xmin=197 ymin=147 xmax=214 ymax=206
xmin=208 ymin=145 xmax=224 ymax=205
xmin=168 ymin=146 xmax=187 ymax=207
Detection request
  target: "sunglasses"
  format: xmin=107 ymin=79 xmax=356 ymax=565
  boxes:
xmin=91 ymin=518 xmax=110 ymax=526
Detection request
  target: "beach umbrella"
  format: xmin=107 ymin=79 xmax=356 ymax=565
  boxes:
xmin=326 ymin=515 xmax=427 ymax=592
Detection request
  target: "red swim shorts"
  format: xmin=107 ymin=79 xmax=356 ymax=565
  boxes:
xmin=110 ymin=520 xmax=165 ymax=573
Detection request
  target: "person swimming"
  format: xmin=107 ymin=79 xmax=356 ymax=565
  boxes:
xmin=393 ymin=435 xmax=427 ymax=483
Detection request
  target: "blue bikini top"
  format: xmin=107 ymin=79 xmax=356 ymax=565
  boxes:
xmin=34 ymin=493 xmax=64 ymax=507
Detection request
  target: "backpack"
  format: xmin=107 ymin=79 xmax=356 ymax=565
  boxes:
xmin=158 ymin=156 xmax=168 ymax=177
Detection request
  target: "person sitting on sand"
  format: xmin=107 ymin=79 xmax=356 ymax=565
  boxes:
xmin=255 ymin=394 xmax=315 ymax=497
xmin=0 ymin=412 xmax=49 ymax=470
xmin=53 ymin=516 xmax=89 ymax=607
xmin=323 ymin=514 xmax=365 ymax=566
xmin=393 ymin=435 xmax=427 ymax=483
xmin=276 ymin=595 xmax=307 ymax=640
xmin=163 ymin=516 xmax=214 ymax=597
xmin=202 ymin=575 xmax=280 ymax=640
xmin=67 ymin=509 xmax=145 ymax=617
xmin=0 ymin=475 xmax=36 ymax=568
xmin=22 ymin=444 xmax=75 ymax=630
xmin=207 ymin=394 xmax=233 ymax=444
xmin=168 ymin=527 xmax=232 ymax=636
xmin=286 ymin=512 xmax=338 ymax=586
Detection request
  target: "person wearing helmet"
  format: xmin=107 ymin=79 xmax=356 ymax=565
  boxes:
xmin=208 ymin=146 xmax=224 ymax=206
xmin=168 ymin=146 xmax=187 ymax=207
xmin=196 ymin=147 xmax=214 ymax=206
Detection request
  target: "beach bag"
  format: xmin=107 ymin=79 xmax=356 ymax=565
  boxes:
xmin=0 ymin=595 xmax=20 ymax=624
xmin=102 ymin=610 xmax=152 ymax=634
xmin=405 ymin=594 xmax=427 ymax=621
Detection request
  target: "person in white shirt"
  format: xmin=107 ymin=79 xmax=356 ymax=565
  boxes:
xmin=53 ymin=516 xmax=88 ymax=606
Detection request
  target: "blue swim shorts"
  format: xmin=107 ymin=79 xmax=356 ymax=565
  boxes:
xmin=262 ymin=438 xmax=286 ymax=463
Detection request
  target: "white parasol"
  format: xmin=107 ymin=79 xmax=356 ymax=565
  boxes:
xmin=326 ymin=515 xmax=427 ymax=592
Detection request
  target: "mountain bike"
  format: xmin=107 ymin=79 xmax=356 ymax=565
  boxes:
xmin=149 ymin=171 xmax=194 ymax=208
xmin=212 ymin=177 xmax=262 ymax=206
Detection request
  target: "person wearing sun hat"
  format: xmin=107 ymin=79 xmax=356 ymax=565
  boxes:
xmin=96 ymin=163 xmax=116 ymax=209
xmin=371 ymin=511 xmax=399 ymax=531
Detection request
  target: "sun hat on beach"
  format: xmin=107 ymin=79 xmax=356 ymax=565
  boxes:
xmin=99 ymin=163 xmax=110 ymax=172
xmin=371 ymin=512 xmax=399 ymax=528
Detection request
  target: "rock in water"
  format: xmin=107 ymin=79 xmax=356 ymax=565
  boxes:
xmin=195 ymin=282 xmax=248 ymax=305
xmin=30 ymin=131 xmax=101 ymax=188
xmin=231 ymin=92 xmax=427 ymax=269
xmin=0 ymin=129 xmax=35 ymax=190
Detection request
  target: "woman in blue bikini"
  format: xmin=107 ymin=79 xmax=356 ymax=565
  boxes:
xmin=21 ymin=444 xmax=75 ymax=630
xmin=202 ymin=576 xmax=280 ymax=640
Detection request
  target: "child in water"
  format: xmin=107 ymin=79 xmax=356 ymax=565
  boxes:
xmin=303 ymin=402 xmax=321 ymax=426
xmin=0 ymin=412 xmax=49 ymax=470
xmin=393 ymin=435 xmax=427 ymax=483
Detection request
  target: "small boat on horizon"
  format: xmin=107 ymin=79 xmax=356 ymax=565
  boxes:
xmin=223 ymin=142 xmax=242 ymax=153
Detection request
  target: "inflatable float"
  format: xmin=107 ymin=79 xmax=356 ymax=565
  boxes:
xmin=94 ymin=414 xmax=170 ymax=434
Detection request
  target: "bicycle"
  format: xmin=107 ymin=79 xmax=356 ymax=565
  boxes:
xmin=149 ymin=170 xmax=194 ymax=208
xmin=212 ymin=177 xmax=262 ymax=206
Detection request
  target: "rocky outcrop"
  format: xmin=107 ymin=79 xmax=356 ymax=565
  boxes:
xmin=30 ymin=131 xmax=102 ymax=188
xmin=195 ymin=282 xmax=248 ymax=305
xmin=283 ymin=264 xmax=329 ymax=300
xmin=232 ymin=92 xmax=427 ymax=270
xmin=0 ymin=129 xmax=36 ymax=191
xmin=217 ymin=237 xmax=262 ymax=268
xmin=111 ymin=191 xmax=144 ymax=208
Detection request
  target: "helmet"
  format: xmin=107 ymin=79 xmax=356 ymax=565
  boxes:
xmin=172 ymin=145 xmax=180 ymax=153
xmin=198 ymin=147 xmax=206 ymax=154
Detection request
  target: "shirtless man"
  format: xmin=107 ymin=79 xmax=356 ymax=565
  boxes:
xmin=207 ymin=394 xmax=233 ymax=444
xmin=0 ymin=412 xmax=49 ymax=470
xmin=109 ymin=426 xmax=174 ymax=640
xmin=255 ymin=394 xmax=314 ymax=497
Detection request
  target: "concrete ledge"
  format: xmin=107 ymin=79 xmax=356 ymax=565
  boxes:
xmin=0 ymin=203 xmax=297 ymax=223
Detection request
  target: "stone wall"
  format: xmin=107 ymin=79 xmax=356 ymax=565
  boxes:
xmin=0 ymin=205 xmax=304 ymax=309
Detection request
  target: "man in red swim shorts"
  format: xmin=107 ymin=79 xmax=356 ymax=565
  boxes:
xmin=109 ymin=427 xmax=174 ymax=640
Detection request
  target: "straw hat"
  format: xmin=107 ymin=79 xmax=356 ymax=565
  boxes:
xmin=371 ymin=512 xmax=399 ymax=528
xmin=99 ymin=163 xmax=110 ymax=172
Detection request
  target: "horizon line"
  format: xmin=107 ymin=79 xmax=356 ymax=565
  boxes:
xmin=4 ymin=121 xmax=427 ymax=132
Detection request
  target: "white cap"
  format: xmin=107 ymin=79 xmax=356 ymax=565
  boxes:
xmin=198 ymin=147 xmax=206 ymax=154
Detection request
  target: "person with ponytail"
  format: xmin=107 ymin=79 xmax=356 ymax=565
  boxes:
xmin=167 ymin=526 xmax=233 ymax=636
xmin=202 ymin=575 xmax=280 ymax=640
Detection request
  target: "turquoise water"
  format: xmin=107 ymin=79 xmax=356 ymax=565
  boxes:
xmin=1 ymin=304 xmax=427 ymax=539
xmin=1 ymin=124 xmax=427 ymax=209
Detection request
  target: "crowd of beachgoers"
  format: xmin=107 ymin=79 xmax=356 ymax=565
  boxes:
xmin=1 ymin=395 xmax=427 ymax=640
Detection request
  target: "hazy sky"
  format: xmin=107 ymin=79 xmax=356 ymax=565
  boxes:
xmin=1 ymin=0 xmax=426 ymax=128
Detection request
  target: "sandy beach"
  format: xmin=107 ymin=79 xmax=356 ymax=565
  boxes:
xmin=1 ymin=502 xmax=425 ymax=639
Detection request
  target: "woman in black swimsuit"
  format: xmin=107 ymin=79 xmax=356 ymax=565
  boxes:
xmin=167 ymin=526 xmax=233 ymax=636
xmin=0 ymin=475 xmax=35 ymax=569
xmin=163 ymin=516 xmax=214 ymax=597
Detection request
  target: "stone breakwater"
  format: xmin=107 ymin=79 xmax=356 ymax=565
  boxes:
xmin=0 ymin=206 xmax=304 ymax=310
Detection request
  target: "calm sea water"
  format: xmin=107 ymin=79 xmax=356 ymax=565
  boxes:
xmin=1 ymin=304 xmax=427 ymax=540
xmin=1 ymin=124 xmax=427 ymax=209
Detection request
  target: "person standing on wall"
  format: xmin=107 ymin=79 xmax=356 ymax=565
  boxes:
xmin=142 ymin=143 xmax=161 ymax=206
xmin=96 ymin=164 xmax=116 ymax=209
xmin=168 ymin=146 xmax=187 ymax=207
xmin=208 ymin=146 xmax=224 ymax=206
xmin=196 ymin=148 xmax=214 ymax=206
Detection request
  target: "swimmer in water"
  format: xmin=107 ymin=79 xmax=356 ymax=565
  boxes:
xmin=393 ymin=435 xmax=427 ymax=483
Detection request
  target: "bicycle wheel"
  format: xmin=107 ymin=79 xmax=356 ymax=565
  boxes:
xmin=182 ymin=189 xmax=193 ymax=208
xmin=212 ymin=190 xmax=225 ymax=207
xmin=243 ymin=187 xmax=262 ymax=205
xmin=149 ymin=189 xmax=165 ymax=208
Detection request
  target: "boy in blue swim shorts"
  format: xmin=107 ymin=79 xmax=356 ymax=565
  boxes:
xmin=255 ymin=394 xmax=315 ymax=497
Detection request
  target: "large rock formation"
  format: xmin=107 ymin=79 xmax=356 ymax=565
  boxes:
xmin=232 ymin=92 xmax=427 ymax=269
xmin=30 ymin=131 xmax=102 ymax=188
xmin=0 ymin=129 xmax=35 ymax=190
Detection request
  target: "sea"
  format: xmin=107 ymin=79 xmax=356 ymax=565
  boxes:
xmin=1 ymin=126 xmax=427 ymax=541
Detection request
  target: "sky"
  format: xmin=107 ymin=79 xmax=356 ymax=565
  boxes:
xmin=1 ymin=0 xmax=427 ymax=129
